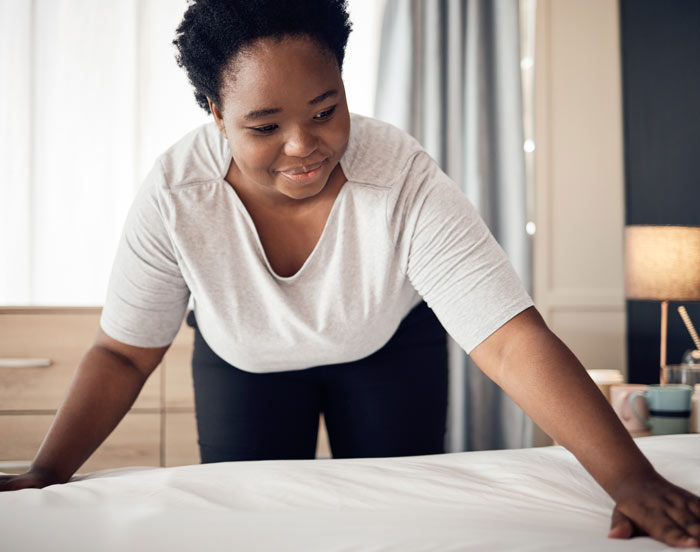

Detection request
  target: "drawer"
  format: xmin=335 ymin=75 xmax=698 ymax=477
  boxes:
xmin=163 ymin=316 xmax=196 ymax=409
xmin=0 ymin=310 xmax=160 ymax=410
xmin=0 ymin=412 xmax=161 ymax=475
xmin=164 ymin=410 xmax=200 ymax=467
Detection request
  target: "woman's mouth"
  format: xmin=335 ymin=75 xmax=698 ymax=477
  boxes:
xmin=279 ymin=160 xmax=326 ymax=182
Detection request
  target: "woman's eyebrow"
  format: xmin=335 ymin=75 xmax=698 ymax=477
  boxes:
xmin=244 ymin=107 xmax=281 ymax=121
xmin=309 ymin=89 xmax=338 ymax=105
xmin=244 ymin=90 xmax=338 ymax=121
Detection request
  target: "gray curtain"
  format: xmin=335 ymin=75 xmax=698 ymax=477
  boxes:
xmin=374 ymin=0 xmax=533 ymax=451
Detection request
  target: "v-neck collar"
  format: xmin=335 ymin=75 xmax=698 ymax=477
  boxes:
xmin=223 ymin=178 xmax=348 ymax=281
xmin=213 ymin=116 xmax=358 ymax=281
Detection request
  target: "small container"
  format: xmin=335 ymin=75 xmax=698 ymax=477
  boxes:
xmin=691 ymin=384 xmax=700 ymax=434
xmin=587 ymin=370 xmax=624 ymax=403
xmin=664 ymin=364 xmax=700 ymax=386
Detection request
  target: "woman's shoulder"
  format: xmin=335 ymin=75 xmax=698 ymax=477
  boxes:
xmin=343 ymin=114 xmax=426 ymax=188
xmin=154 ymin=122 xmax=229 ymax=191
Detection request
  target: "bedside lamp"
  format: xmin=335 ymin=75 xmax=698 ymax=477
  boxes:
xmin=625 ymin=225 xmax=700 ymax=383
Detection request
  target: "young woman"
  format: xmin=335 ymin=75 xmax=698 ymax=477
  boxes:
xmin=1 ymin=1 xmax=698 ymax=547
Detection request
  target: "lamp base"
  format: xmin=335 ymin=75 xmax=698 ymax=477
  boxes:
xmin=660 ymin=300 xmax=668 ymax=384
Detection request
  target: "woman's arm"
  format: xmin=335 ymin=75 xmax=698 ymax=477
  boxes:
xmin=470 ymin=306 xmax=700 ymax=548
xmin=0 ymin=330 xmax=169 ymax=491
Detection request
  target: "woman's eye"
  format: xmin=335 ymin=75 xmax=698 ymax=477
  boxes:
xmin=252 ymin=124 xmax=278 ymax=134
xmin=314 ymin=106 xmax=336 ymax=120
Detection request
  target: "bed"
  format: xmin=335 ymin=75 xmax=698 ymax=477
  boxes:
xmin=2 ymin=434 xmax=698 ymax=551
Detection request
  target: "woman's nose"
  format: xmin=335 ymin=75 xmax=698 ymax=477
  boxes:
xmin=283 ymin=126 xmax=319 ymax=158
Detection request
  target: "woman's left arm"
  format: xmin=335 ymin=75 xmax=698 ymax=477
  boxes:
xmin=470 ymin=306 xmax=700 ymax=549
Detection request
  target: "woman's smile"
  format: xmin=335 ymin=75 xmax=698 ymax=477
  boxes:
xmin=278 ymin=159 xmax=327 ymax=182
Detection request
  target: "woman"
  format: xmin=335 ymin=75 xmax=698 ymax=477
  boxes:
xmin=1 ymin=0 xmax=699 ymax=547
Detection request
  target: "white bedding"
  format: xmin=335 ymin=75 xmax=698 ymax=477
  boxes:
xmin=2 ymin=434 xmax=698 ymax=551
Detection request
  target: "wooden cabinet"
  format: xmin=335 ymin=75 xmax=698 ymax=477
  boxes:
xmin=0 ymin=308 xmax=165 ymax=474
xmin=0 ymin=311 xmax=159 ymax=410
xmin=0 ymin=307 xmax=330 ymax=475
xmin=0 ymin=412 xmax=162 ymax=473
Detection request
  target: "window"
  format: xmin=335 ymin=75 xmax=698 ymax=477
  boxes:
xmin=0 ymin=0 xmax=384 ymax=306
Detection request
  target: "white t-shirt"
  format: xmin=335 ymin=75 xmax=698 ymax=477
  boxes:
xmin=100 ymin=114 xmax=533 ymax=372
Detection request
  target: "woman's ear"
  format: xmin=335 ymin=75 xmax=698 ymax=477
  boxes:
xmin=208 ymin=98 xmax=227 ymax=138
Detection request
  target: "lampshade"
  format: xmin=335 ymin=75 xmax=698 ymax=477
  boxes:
xmin=625 ymin=225 xmax=700 ymax=301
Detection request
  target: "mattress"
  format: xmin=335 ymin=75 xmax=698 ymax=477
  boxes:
xmin=2 ymin=434 xmax=698 ymax=551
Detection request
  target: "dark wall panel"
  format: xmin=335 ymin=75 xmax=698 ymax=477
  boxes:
xmin=620 ymin=0 xmax=700 ymax=383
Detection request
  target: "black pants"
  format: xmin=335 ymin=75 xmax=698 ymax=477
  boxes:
xmin=188 ymin=301 xmax=447 ymax=462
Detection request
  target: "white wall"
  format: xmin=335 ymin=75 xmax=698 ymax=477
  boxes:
xmin=533 ymin=0 xmax=626 ymax=444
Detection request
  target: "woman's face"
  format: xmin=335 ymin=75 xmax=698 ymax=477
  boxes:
xmin=210 ymin=35 xmax=350 ymax=205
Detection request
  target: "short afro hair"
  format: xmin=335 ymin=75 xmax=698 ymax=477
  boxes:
xmin=173 ymin=0 xmax=352 ymax=114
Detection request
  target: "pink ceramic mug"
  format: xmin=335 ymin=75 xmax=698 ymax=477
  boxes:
xmin=610 ymin=384 xmax=649 ymax=432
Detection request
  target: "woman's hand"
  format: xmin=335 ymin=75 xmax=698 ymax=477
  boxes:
xmin=608 ymin=471 xmax=700 ymax=548
xmin=470 ymin=309 xmax=700 ymax=548
xmin=0 ymin=469 xmax=61 ymax=492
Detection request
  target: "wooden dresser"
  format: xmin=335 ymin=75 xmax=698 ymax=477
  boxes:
xmin=0 ymin=307 xmax=330 ymax=475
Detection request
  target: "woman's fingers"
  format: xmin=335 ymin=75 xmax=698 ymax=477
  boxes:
xmin=0 ymin=472 xmax=49 ymax=492
xmin=613 ymin=484 xmax=700 ymax=548
xmin=0 ymin=475 xmax=20 ymax=491
xmin=688 ymin=499 xmax=700 ymax=519
xmin=632 ymin=508 xmax=696 ymax=548
xmin=605 ymin=506 xmax=692 ymax=545
xmin=665 ymin=494 xmax=700 ymax=541
xmin=654 ymin=518 xmax=700 ymax=549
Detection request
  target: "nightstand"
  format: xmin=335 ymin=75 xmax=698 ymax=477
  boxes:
xmin=0 ymin=307 xmax=332 ymax=475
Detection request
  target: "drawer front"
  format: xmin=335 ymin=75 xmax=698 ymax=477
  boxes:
xmin=0 ymin=311 xmax=160 ymax=410
xmin=0 ymin=412 xmax=161 ymax=475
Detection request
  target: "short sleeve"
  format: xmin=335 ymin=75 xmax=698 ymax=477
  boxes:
xmin=100 ymin=161 xmax=190 ymax=347
xmin=396 ymin=152 xmax=533 ymax=354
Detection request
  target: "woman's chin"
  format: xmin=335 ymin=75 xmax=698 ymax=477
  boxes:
xmin=278 ymin=184 xmax=326 ymax=202
xmin=276 ymin=173 xmax=331 ymax=201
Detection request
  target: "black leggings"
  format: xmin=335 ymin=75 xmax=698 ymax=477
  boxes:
xmin=188 ymin=301 xmax=447 ymax=462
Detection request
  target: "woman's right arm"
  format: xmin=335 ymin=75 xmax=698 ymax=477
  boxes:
xmin=0 ymin=329 xmax=169 ymax=491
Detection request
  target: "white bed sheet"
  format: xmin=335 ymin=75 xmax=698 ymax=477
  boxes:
xmin=1 ymin=434 xmax=698 ymax=551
